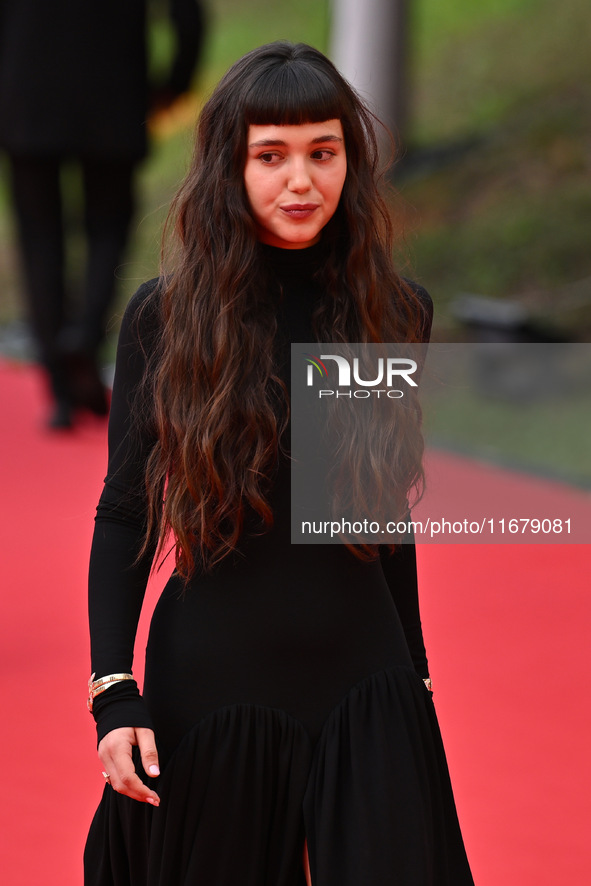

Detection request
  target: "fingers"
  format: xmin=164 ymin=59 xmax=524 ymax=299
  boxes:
xmin=137 ymin=726 xmax=160 ymax=779
xmin=98 ymin=727 xmax=160 ymax=806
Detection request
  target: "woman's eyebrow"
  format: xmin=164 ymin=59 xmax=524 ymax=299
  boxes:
xmin=248 ymin=134 xmax=344 ymax=148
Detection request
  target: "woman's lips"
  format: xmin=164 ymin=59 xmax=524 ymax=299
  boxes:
xmin=280 ymin=204 xmax=319 ymax=219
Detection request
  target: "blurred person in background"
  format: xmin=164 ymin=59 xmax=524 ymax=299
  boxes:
xmin=0 ymin=0 xmax=206 ymax=428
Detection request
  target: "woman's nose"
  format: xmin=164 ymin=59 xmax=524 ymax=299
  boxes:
xmin=287 ymin=159 xmax=312 ymax=192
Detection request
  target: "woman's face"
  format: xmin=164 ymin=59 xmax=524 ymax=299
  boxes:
xmin=244 ymin=119 xmax=347 ymax=249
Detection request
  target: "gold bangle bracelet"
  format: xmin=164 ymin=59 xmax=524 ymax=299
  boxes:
xmin=423 ymin=677 xmax=433 ymax=692
xmin=87 ymin=672 xmax=134 ymax=712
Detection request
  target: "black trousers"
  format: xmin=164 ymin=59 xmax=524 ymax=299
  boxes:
xmin=9 ymin=153 xmax=136 ymax=397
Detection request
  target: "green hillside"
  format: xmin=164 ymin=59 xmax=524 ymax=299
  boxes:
xmin=404 ymin=0 xmax=591 ymax=339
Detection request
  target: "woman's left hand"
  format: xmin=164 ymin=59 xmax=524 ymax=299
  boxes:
xmin=98 ymin=726 xmax=161 ymax=805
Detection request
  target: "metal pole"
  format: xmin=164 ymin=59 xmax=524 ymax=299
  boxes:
xmin=330 ymin=0 xmax=409 ymax=148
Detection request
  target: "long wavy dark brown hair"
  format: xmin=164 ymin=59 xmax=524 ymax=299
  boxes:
xmin=138 ymin=41 xmax=431 ymax=578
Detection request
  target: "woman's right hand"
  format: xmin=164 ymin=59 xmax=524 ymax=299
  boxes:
xmin=98 ymin=726 xmax=161 ymax=805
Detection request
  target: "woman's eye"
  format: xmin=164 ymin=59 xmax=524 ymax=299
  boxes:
xmin=311 ymin=150 xmax=335 ymax=161
xmin=259 ymin=152 xmax=282 ymax=163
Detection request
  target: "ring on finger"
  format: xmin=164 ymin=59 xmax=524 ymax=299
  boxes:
xmin=101 ymin=771 xmax=111 ymax=784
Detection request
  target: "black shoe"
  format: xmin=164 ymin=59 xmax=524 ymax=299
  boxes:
xmin=47 ymin=397 xmax=74 ymax=430
xmin=69 ymin=353 xmax=109 ymax=416
xmin=55 ymin=335 xmax=110 ymax=417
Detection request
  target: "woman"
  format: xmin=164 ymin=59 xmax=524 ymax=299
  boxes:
xmin=85 ymin=42 xmax=474 ymax=886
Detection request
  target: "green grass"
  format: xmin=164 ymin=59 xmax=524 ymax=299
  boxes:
xmin=420 ymin=345 xmax=591 ymax=485
xmin=202 ymin=0 xmax=330 ymax=87
xmin=410 ymin=0 xmax=585 ymax=141
xmin=397 ymin=0 xmax=591 ymax=337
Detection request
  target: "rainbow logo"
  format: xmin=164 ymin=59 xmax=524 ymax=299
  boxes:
xmin=303 ymin=353 xmax=329 ymax=379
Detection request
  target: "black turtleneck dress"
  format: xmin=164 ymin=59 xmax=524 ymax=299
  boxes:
xmin=84 ymin=243 xmax=474 ymax=886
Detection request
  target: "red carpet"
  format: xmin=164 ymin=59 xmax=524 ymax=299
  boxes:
xmin=1 ymin=359 xmax=589 ymax=885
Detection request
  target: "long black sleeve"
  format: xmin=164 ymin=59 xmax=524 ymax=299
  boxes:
xmin=88 ymin=280 xmax=161 ymax=742
xmin=165 ymin=0 xmax=206 ymax=97
xmin=146 ymin=0 xmax=206 ymax=101
xmin=379 ymin=537 xmax=429 ymax=678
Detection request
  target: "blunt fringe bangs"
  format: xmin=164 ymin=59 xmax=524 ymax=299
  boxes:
xmin=242 ymin=55 xmax=348 ymax=127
